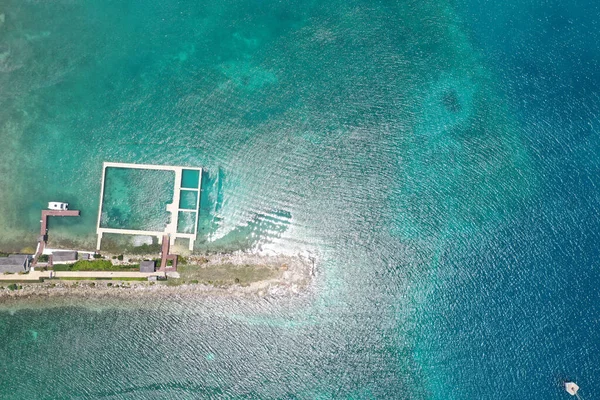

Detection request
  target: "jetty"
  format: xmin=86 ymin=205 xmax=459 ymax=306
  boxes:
xmin=159 ymin=235 xmax=178 ymax=272
xmin=34 ymin=209 xmax=80 ymax=265
xmin=96 ymin=162 xmax=202 ymax=251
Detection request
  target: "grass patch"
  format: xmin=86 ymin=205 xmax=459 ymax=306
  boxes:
xmin=52 ymin=264 xmax=74 ymax=271
xmin=53 ymin=260 xmax=138 ymax=272
xmin=54 ymin=277 xmax=96 ymax=281
xmin=177 ymin=255 xmax=188 ymax=265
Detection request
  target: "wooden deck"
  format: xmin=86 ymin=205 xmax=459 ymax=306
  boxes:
xmin=34 ymin=210 xmax=81 ymax=265
xmin=159 ymin=235 xmax=178 ymax=272
xmin=40 ymin=210 xmax=80 ymax=235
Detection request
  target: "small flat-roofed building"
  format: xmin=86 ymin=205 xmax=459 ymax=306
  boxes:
xmin=0 ymin=255 xmax=31 ymax=274
xmin=140 ymin=260 xmax=156 ymax=273
xmin=52 ymin=251 xmax=78 ymax=263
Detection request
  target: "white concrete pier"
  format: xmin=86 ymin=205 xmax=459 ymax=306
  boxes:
xmin=96 ymin=162 xmax=202 ymax=251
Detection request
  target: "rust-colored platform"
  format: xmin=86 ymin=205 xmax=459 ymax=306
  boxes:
xmin=34 ymin=210 xmax=80 ymax=265
xmin=40 ymin=210 xmax=80 ymax=235
xmin=159 ymin=235 xmax=178 ymax=272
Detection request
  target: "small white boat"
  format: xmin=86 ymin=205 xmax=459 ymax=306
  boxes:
xmin=565 ymin=382 xmax=580 ymax=397
xmin=48 ymin=202 xmax=69 ymax=211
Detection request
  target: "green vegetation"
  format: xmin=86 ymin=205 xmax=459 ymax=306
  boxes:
xmin=53 ymin=260 xmax=138 ymax=272
xmin=55 ymin=277 xmax=95 ymax=280
xmin=7 ymin=284 xmax=21 ymax=291
xmin=38 ymin=254 xmax=49 ymax=263
xmin=93 ymin=253 xmax=103 ymax=259
xmin=117 ymin=254 xmax=124 ymax=261
xmin=164 ymin=263 xmax=278 ymax=287
xmin=177 ymin=255 xmax=188 ymax=265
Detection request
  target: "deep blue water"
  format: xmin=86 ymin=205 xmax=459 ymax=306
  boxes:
xmin=413 ymin=1 xmax=600 ymax=398
xmin=1 ymin=0 xmax=600 ymax=398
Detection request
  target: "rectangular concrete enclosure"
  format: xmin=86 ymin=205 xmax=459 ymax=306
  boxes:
xmin=96 ymin=162 xmax=202 ymax=251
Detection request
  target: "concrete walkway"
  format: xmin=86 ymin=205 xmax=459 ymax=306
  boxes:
xmin=0 ymin=271 xmax=49 ymax=281
xmin=0 ymin=270 xmax=165 ymax=281
xmin=53 ymin=271 xmax=165 ymax=279
xmin=96 ymin=162 xmax=202 ymax=251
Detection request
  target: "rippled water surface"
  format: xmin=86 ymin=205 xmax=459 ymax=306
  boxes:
xmin=1 ymin=0 xmax=600 ymax=398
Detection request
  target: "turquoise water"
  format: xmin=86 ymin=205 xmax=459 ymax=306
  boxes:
xmin=177 ymin=211 xmax=197 ymax=234
xmin=1 ymin=0 xmax=600 ymax=398
xmin=181 ymin=169 xmax=200 ymax=189
xmin=100 ymin=167 xmax=174 ymax=231
xmin=179 ymin=190 xmax=198 ymax=210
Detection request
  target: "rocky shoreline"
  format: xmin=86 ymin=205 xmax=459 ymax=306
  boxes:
xmin=0 ymin=252 xmax=315 ymax=306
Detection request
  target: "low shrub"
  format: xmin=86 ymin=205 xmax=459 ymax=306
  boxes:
xmin=177 ymin=255 xmax=188 ymax=265
xmin=70 ymin=260 xmax=114 ymax=271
